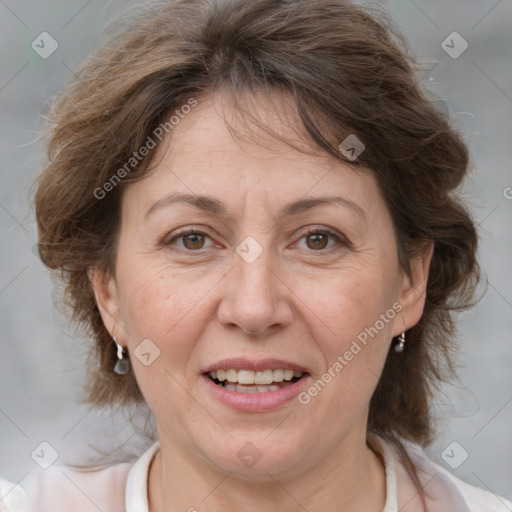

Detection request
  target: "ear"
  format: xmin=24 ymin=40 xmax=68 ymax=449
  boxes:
xmin=87 ymin=267 xmax=128 ymax=345
xmin=393 ymin=240 xmax=434 ymax=337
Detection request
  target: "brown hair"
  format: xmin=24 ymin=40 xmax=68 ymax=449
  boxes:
xmin=34 ymin=0 xmax=479 ymax=494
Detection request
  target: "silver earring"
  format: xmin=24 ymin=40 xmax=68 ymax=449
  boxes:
xmin=394 ymin=332 xmax=405 ymax=353
xmin=113 ymin=337 xmax=130 ymax=374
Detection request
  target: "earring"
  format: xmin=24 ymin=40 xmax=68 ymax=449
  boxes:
xmin=394 ymin=332 xmax=405 ymax=353
xmin=113 ymin=337 xmax=130 ymax=374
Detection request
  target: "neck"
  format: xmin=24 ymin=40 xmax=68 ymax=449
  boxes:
xmin=148 ymin=430 xmax=386 ymax=512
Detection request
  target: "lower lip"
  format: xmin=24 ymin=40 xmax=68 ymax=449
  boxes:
xmin=201 ymin=374 xmax=311 ymax=413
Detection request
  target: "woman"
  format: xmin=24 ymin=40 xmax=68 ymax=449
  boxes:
xmin=22 ymin=0 xmax=510 ymax=510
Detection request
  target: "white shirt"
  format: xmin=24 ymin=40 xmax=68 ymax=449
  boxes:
xmin=0 ymin=477 xmax=24 ymax=512
xmin=19 ymin=434 xmax=512 ymax=511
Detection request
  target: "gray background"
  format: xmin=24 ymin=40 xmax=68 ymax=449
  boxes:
xmin=1 ymin=0 xmax=511 ymax=504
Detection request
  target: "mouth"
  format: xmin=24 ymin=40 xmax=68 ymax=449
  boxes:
xmin=205 ymin=368 xmax=306 ymax=393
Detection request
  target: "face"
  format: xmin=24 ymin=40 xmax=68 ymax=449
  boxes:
xmin=91 ymin=91 xmax=431 ymax=479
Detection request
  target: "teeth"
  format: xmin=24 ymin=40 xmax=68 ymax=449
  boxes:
xmin=284 ymin=370 xmax=294 ymax=380
xmin=237 ymin=370 xmax=256 ymax=385
xmin=273 ymin=369 xmax=284 ymax=382
xmin=226 ymin=369 xmax=238 ymax=383
xmin=236 ymin=384 xmax=258 ymax=393
xmin=208 ymin=368 xmax=304 ymax=385
xmin=225 ymin=383 xmax=285 ymax=393
xmin=255 ymin=370 xmax=273 ymax=385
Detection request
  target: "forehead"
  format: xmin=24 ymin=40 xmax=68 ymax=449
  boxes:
xmin=122 ymin=91 xmax=382 ymax=217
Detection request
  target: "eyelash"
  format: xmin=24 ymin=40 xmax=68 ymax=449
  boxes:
xmin=164 ymin=227 xmax=348 ymax=254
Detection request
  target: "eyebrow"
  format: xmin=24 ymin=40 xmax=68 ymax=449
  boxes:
xmin=144 ymin=192 xmax=366 ymax=222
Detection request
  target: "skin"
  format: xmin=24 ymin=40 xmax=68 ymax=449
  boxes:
xmin=90 ymin=91 xmax=433 ymax=512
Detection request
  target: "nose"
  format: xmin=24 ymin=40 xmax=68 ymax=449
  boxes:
xmin=216 ymin=248 xmax=294 ymax=336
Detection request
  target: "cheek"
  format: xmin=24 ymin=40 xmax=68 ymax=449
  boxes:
xmin=293 ymin=263 xmax=398 ymax=347
xmin=116 ymin=243 xmax=189 ymax=328
xmin=115 ymin=257 xmax=215 ymax=417
xmin=289 ymin=261 xmax=399 ymax=411
xmin=115 ymin=252 xmax=222 ymax=367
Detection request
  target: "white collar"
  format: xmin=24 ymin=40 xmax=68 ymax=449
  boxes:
xmin=125 ymin=440 xmax=160 ymax=512
xmin=125 ymin=434 xmax=398 ymax=511
xmin=367 ymin=432 xmax=399 ymax=512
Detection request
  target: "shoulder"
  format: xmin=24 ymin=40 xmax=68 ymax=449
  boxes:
xmin=0 ymin=476 xmax=25 ymax=512
xmin=403 ymin=439 xmax=512 ymax=512
xmin=23 ymin=461 xmax=132 ymax=512
xmin=22 ymin=441 xmax=160 ymax=512
xmin=427 ymin=458 xmax=512 ymax=512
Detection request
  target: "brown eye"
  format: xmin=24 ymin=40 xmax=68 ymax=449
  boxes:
xmin=182 ymin=233 xmax=206 ymax=250
xmin=295 ymin=227 xmax=347 ymax=254
xmin=165 ymin=229 xmax=214 ymax=251
xmin=306 ymin=233 xmax=329 ymax=250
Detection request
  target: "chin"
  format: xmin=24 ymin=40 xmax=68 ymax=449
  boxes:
xmin=193 ymin=431 xmax=310 ymax=479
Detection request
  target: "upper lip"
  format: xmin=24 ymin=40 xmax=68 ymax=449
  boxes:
xmin=202 ymin=358 xmax=310 ymax=374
